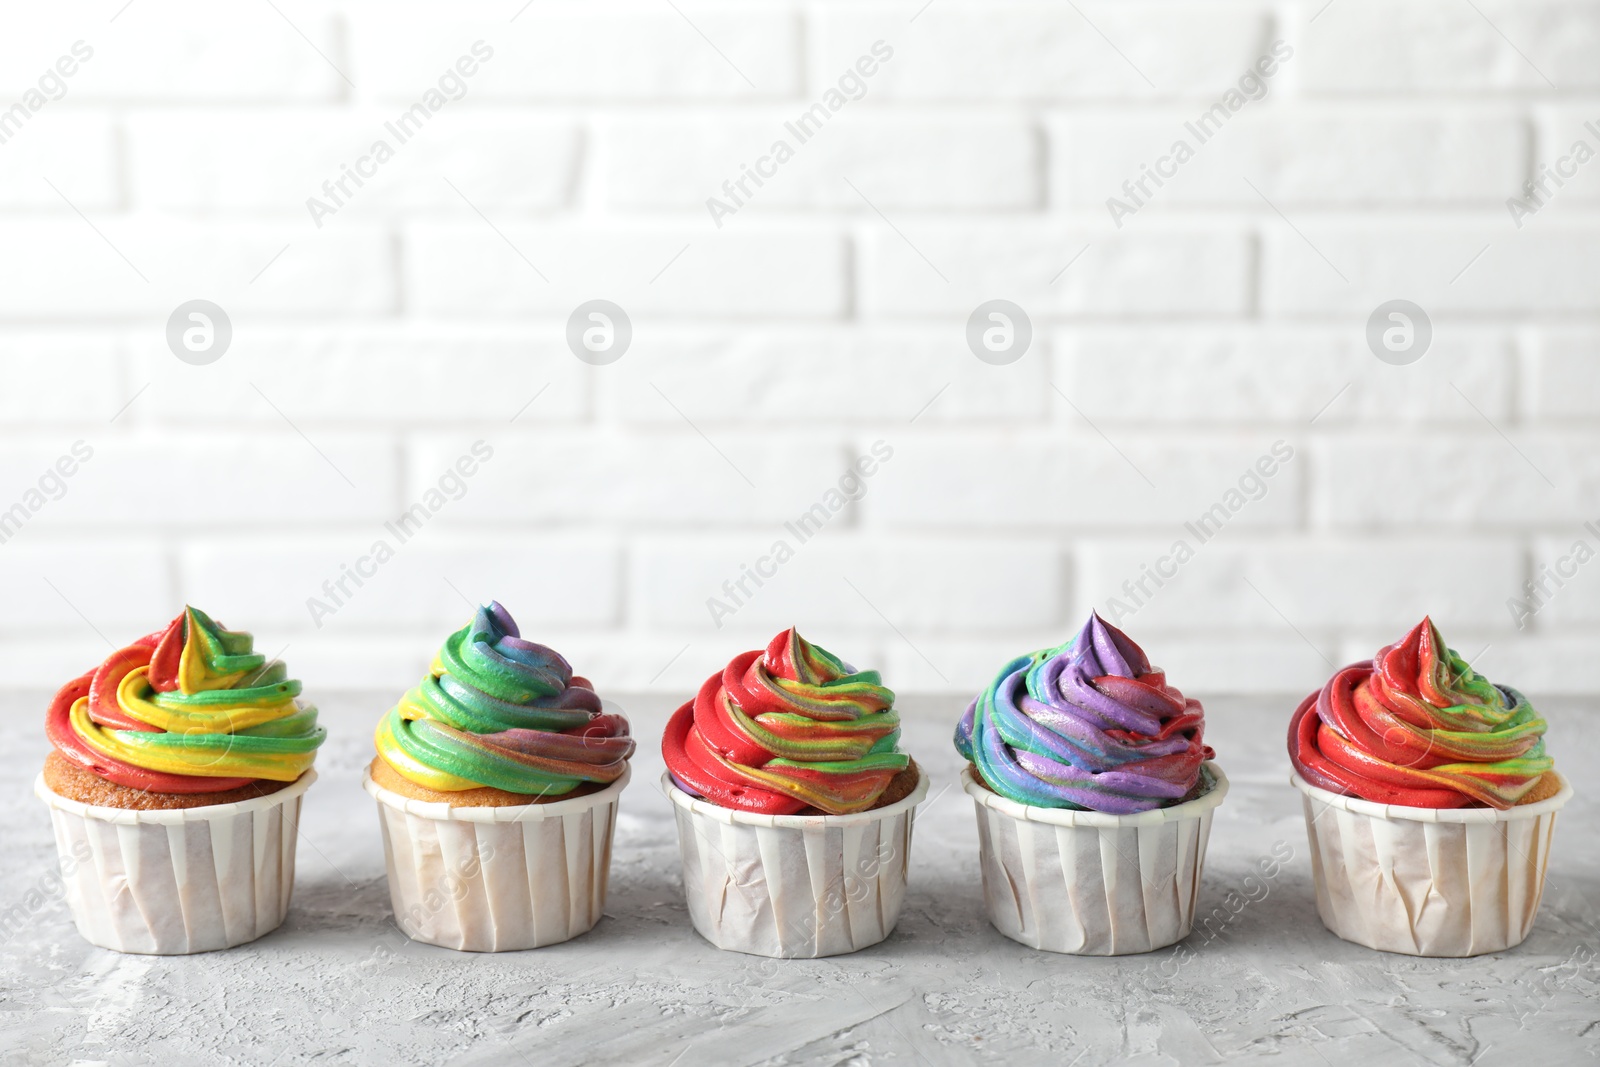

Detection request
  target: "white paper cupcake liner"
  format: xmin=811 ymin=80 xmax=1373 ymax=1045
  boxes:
xmin=962 ymin=762 xmax=1229 ymax=956
xmin=664 ymin=770 xmax=930 ymax=959
xmin=34 ymin=769 xmax=316 ymax=955
xmin=1291 ymin=771 xmax=1573 ymax=957
xmin=363 ymin=765 xmax=629 ymax=952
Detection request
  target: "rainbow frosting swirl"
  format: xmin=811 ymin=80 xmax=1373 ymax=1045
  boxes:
xmin=1289 ymin=617 xmax=1552 ymax=809
xmin=374 ymin=603 xmax=633 ymax=796
xmin=955 ymin=613 xmax=1213 ymax=814
xmin=45 ymin=607 xmax=324 ymax=793
xmin=661 ymin=629 xmax=910 ymax=816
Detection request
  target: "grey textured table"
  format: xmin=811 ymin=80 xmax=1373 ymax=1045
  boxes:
xmin=3 ymin=693 xmax=1596 ymax=1066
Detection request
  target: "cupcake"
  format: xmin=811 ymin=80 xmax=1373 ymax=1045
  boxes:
xmin=36 ymin=607 xmax=324 ymax=954
xmin=1289 ymin=617 xmax=1571 ymax=956
xmin=955 ymin=612 xmax=1227 ymax=955
xmin=362 ymin=602 xmax=633 ymax=951
xmin=661 ymin=629 xmax=927 ymax=958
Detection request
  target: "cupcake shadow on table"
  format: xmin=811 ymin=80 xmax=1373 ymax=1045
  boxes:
xmin=955 ymin=612 xmax=1227 ymax=956
xmin=363 ymin=602 xmax=634 ymax=952
xmin=37 ymin=607 xmax=325 ymax=955
xmin=661 ymin=629 xmax=928 ymax=959
xmin=1288 ymin=617 xmax=1572 ymax=957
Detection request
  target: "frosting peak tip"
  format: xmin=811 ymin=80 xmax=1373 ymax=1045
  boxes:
xmin=482 ymin=600 xmax=518 ymax=635
xmin=1072 ymin=611 xmax=1149 ymax=680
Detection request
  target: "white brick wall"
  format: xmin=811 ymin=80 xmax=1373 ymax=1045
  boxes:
xmin=1 ymin=0 xmax=1597 ymax=704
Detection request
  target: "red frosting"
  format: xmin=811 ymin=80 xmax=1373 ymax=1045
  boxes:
xmin=1289 ymin=618 xmax=1552 ymax=809
xmin=662 ymin=629 xmax=906 ymax=816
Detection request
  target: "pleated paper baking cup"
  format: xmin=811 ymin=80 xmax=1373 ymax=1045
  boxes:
xmin=364 ymin=765 xmax=628 ymax=952
xmin=1291 ymin=771 xmax=1572 ymax=957
xmin=665 ymin=770 xmax=930 ymax=959
xmin=33 ymin=770 xmax=315 ymax=955
xmin=962 ymin=763 xmax=1228 ymax=956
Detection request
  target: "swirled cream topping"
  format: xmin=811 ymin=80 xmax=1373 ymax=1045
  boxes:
xmin=375 ymin=602 xmax=632 ymax=796
xmin=46 ymin=606 xmax=323 ymax=793
xmin=1289 ymin=617 xmax=1551 ymax=809
xmin=662 ymin=629 xmax=909 ymax=815
xmin=956 ymin=613 xmax=1212 ymax=813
